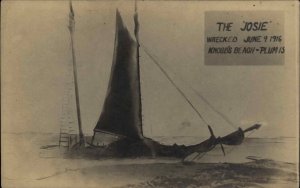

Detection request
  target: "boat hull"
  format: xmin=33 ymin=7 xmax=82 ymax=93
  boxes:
xmin=67 ymin=126 xmax=254 ymax=159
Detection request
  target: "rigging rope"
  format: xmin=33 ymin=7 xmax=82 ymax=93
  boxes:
xmin=140 ymin=44 xmax=261 ymax=162
xmin=141 ymin=44 xmax=210 ymax=126
xmin=191 ymin=88 xmax=237 ymax=129
xmin=141 ymin=44 xmax=237 ymax=129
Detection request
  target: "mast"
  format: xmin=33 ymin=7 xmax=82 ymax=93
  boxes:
xmin=68 ymin=1 xmax=85 ymax=145
xmin=134 ymin=1 xmax=143 ymax=135
xmin=94 ymin=10 xmax=143 ymax=139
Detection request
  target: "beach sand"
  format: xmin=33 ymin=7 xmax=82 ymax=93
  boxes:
xmin=2 ymin=132 xmax=298 ymax=188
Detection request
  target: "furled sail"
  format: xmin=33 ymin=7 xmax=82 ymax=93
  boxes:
xmin=94 ymin=10 xmax=143 ymax=140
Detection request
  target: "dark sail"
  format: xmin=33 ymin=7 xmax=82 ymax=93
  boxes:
xmin=94 ymin=10 xmax=143 ymax=140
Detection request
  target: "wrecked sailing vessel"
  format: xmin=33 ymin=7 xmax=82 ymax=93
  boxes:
xmin=66 ymin=2 xmax=261 ymax=159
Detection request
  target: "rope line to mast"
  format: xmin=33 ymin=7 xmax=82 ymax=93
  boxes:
xmin=141 ymin=44 xmax=237 ymax=130
xmin=190 ymin=88 xmax=237 ymax=129
xmin=141 ymin=44 xmax=210 ymax=126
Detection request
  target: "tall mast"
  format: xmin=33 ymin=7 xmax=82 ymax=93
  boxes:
xmin=68 ymin=1 xmax=85 ymax=145
xmin=134 ymin=1 xmax=143 ymax=134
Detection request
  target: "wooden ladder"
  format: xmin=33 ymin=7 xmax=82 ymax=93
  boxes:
xmin=58 ymin=83 xmax=73 ymax=149
xmin=59 ymin=128 xmax=70 ymax=149
xmin=58 ymin=51 xmax=78 ymax=150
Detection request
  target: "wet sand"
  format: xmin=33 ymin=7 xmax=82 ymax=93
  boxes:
xmin=2 ymin=132 xmax=298 ymax=188
xmin=3 ymin=157 xmax=297 ymax=188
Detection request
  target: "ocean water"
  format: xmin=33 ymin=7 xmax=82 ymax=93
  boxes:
xmin=2 ymin=132 xmax=298 ymax=187
xmin=153 ymin=136 xmax=298 ymax=163
xmin=2 ymin=132 xmax=298 ymax=163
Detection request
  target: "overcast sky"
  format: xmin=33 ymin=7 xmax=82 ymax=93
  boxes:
xmin=2 ymin=1 xmax=298 ymax=139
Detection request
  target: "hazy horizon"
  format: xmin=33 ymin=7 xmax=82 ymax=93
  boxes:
xmin=2 ymin=1 xmax=298 ymax=140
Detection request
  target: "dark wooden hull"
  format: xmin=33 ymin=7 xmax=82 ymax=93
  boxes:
xmin=75 ymin=125 xmax=258 ymax=159
xmin=219 ymin=128 xmax=245 ymax=145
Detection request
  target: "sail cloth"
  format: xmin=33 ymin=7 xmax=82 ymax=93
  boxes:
xmin=94 ymin=10 xmax=143 ymax=140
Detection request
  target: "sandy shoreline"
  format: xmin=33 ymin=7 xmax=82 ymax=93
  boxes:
xmin=2 ymin=133 xmax=298 ymax=188
xmin=3 ymin=158 xmax=297 ymax=188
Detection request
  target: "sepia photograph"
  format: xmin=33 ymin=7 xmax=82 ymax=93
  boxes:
xmin=1 ymin=0 xmax=299 ymax=187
